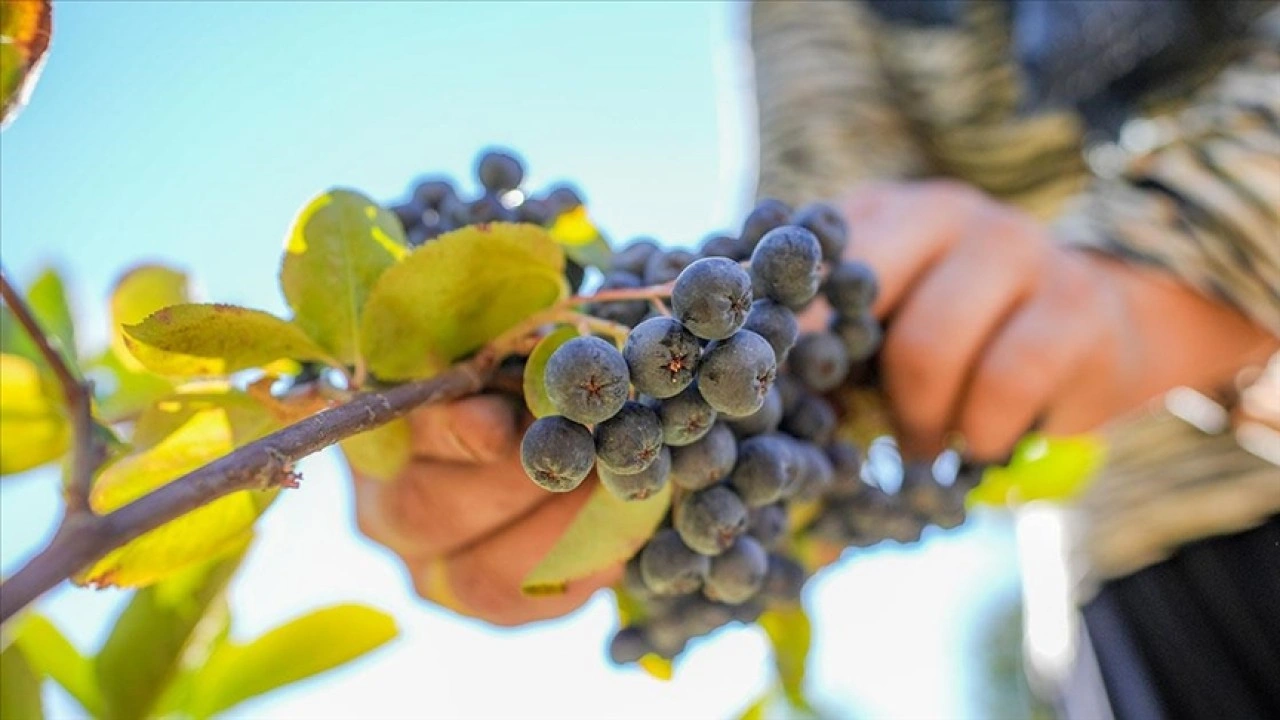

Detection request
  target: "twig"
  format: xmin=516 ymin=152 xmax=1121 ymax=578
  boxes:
xmin=0 ymin=268 xmax=103 ymax=514
xmin=0 ymin=274 xmax=673 ymax=623
xmin=565 ymin=280 xmax=674 ymax=306
xmin=0 ymin=350 xmax=499 ymax=624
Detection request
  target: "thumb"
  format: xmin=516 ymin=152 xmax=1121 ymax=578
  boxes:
xmin=407 ymin=393 xmax=523 ymax=464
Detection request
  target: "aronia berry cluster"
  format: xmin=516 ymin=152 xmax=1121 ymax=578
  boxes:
xmin=516 ymin=194 xmax=983 ymax=665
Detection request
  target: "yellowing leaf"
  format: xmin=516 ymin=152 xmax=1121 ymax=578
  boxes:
xmin=0 ymin=353 xmax=69 ymax=474
xmin=522 ymin=325 xmax=578 ymax=418
xmin=522 ymin=482 xmax=671 ymax=595
xmin=94 ymin=552 xmax=243 ymax=720
xmin=109 ymin=264 xmax=191 ymax=372
xmin=123 ymin=303 xmax=333 ymax=377
xmin=968 ymin=433 xmax=1106 ymax=506
xmin=612 ymin=586 xmax=648 ymax=627
xmin=360 ymin=223 xmax=567 ymax=380
xmin=0 ymin=643 xmax=42 ymax=720
xmin=339 ymin=418 xmax=410 ymax=482
xmin=186 ymin=604 xmax=397 ymax=719
xmin=280 ymin=189 xmax=407 ymax=365
xmin=759 ymin=606 xmax=813 ymax=711
xmin=0 ymin=0 xmax=52 ymax=129
xmin=77 ymin=401 xmax=278 ymax=588
xmin=548 ymin=206 xmax=612 ymax=270
xmin=737 ymin=692 xmax=773 ymax=720
xmin=13 ymin=614 xmax=101 ymax=717
xmin=131 ymin=387 xmax=277 ymax=451
xmin=638 ymin=654 xmax=673 ymax=681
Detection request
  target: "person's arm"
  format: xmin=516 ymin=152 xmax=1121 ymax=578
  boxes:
xmin=749 ymin=0 xmax=928 ymax=204
xmin=821 ymin=37 xmax=1280 ymax=460
xmin=1054 ymin=42 xmax=1280 ymax=337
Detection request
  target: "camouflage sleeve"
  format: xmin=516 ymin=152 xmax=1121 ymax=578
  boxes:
xmin=1053 ymin=41 xmax=1280 ymax=336
xmin=748 ymin=0 xmax=928 ymax=205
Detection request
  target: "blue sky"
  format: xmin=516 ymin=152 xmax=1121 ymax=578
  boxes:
xmin=1 ymin=3 xmax=1021 ymax=717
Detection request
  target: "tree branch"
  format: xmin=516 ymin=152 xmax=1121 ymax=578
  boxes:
xmin=0 ymin=267 xmax=103 ymax=515
xmin=0 ymin=349 xmax=498 ymax=624
xmin=0 ymin=288 xmax=656 ymax=624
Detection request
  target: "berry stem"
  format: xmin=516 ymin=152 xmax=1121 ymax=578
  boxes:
xmin=565 ymin=280 xmax=674 ymax=306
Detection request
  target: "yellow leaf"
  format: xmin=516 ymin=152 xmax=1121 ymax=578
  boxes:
xmin=548 ymin=206 xmax=612 ymax=270
xmin=522 ymin=482 xmax=671 ymax=595
xmin=109 ymin=264 xmax=191 ymax=372
xmin=123 ymin=303 xmax=334 ymax=377
xmin=131 ymin=387 xmax=277 ymax=451
xmin=612 ymin=586 xmax=647 ymax=627
xmin=339 ymin=418 xmax=411 ymax=482
xmin=77 ymin=400 xmax=277 ymax=588
xmin=638 ymin=654 xmax=673 ymax=681
xmin=522 ymin=325 xmax=578 ymax=418
xmin=186 ymin=604 xmax=398 ymax=719
xmin=968 ymin=433 xmax=1106 ymax=506
xmin=0 ymin=353 xmax=69 ymax=474
xmin=759 ymin=606 xmax=813 ymax=711
xmin=737 ymin=692 xmax=773 ymax=720
xmin=360 ymin=222 xmax=567 ymax=380
xmin=0 ymin=0 xmax=52 ymax=129
xmin=280 ymin=189 xmax=407 ymax=365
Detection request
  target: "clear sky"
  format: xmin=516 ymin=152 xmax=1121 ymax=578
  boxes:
xmin=0 ymin=2 xmax=1021 ymax=718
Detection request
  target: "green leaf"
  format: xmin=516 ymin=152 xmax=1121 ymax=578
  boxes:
xmin=0 ymin=642 xmax=43 ymax=720
xmin=12 ymin=615 xmax=100 ymax=717
xmin=0 ymin=353 xmax=69 ymax=475
xmin=522 ymin=482 xmax=671 ymax=596
xmin=77 ymin=394 xmax=278 ymax=588
xmin=95 ymin=552 xmax=243 ymax=720
xmin=1 ymin=267 xmax=79 ymax=378
xmin=280 ymin=189 xmax=407 ymax=366
xmin=360 ymin=222 xmax=568 ymax=381
xmin=88 ymin=348 xmax=176 ymax=422
xmin=759 ymin=606 xmax=813 ymax=712
xmin=548 ymin=206 xmax=613 ymax=270
xmin=522 ymin=325 xmax=578 ymax=418
xmin=969 ymin=433 xmax=1106 ymax=506
xmin=0 ymin=0 xmax=52 ymax=129
xmin=185 ymin=604 xmax=397 ymax=719
xmin=122 ymin=303 xmax=334 ymax=377
xmin=339 ymin=418 xmax=411 ymax=482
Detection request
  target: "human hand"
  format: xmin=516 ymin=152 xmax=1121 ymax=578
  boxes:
xmin=830 ymin=181 xmax=1279 ymax=461
xmin=351 ymin=394 xmax=621 ymax=626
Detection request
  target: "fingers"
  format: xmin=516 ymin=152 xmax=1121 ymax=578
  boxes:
xmin=407 ymin=394 xmax=522 ymax=463
xmin=354 ymin=453 xmax=552 ymax=562
xmin=838 ymin=181 xmax=985 ymax=319
xmin=413 ymin=481 xmax=624 ymax=626
xmin=354 ymin=393 xmax=539 ymax=561
xmin=881 ymin=223 xmax=1041 ymax=457
xmin=954 ymin=255 xmax=1107 ymax=459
